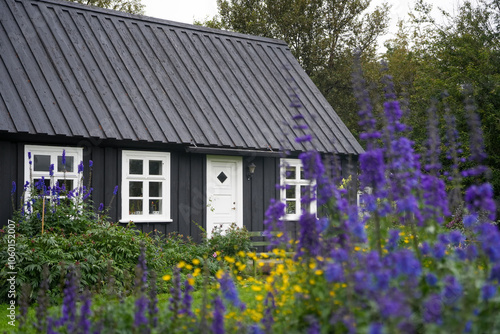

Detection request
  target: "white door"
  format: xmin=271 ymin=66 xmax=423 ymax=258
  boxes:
xmin=206 ymin=155 xmax=243 ymax=238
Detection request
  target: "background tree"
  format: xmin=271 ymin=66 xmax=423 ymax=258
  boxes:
xmin=65 ymin=0 xmax=145 ymax=15
xmin=200 ymin=0 xmax=390 ymax=137
xmin=383 ymin=0 xmax=500 ymax=215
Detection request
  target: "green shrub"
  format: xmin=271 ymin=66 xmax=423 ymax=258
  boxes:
xmin=0 ymin=159 xmax=169 ymax=302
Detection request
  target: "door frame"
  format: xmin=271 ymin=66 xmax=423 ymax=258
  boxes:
xmin=206 ymin=155 xmax=243 ymax=238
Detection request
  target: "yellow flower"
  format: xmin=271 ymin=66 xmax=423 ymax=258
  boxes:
xmin=188 ymin=277 xmax=195 ymax=285
xmin=193 ymin=268 xmax=201 ymax=277
xmin=256 ymin=294 xmax=264 ymax=301
xmin=186 ymin=264 xmax=193 ymax=270
xmin=251 ymin=285 xmax=262 ymax=292
xmin=216 ymin=269 xmax=224 ymax=280
xmin=315 ymin=270 xmax=323 ymax=276
xmin=162 ymin=274 xmax=171 ymax=281
xmin=293 ymin=285 xmax=302 ymax=293
xmin=192 ymin=259 xmax=201 ymax=265
xmin=177 ymin=261 xmax=186 ymax=269
xmin=224 ymin=256 xmax=235 ymax=263
xmin=354 ymin=246 xmax=361 ymax=251
xmin=309 ymin=262 xmax=316 ymax=270
xmin=316 ymin=256 xmax=324 ymax=261
xmin=238 ymin=251 xmax=246 ymax=257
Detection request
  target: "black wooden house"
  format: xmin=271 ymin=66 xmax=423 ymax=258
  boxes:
xmin=0 ymin=0 xmax=363 ymax=241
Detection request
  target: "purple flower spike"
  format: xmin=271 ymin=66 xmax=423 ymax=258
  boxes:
xmin=295 ymin=134 xmax=312 ymax=143
xmin=442 ymin=275 xmax=462 ymax=305
xmin=49 ymin=164 xmax=54 ymax=177
xmin=423 ymin=294 xmax=442 ymax=324
xmin=211 ymin=296 xmax=225 ymax=334
xmin=134 ymin=295 xmax=148 ymax=328
xmin=78 ymin=161 xmax=84 ymax=173
xmin=11 ymin=181 xmax=16 ymax=194
xmin=79 ymin=291 xmax=92 ymax=334
xmin=482 ymin=284 xmax=497 ymax=301
xmin=219 ymin=273 xmax=245 ymax=311
xmin=62 ymin=150 xmax=66 ymax=166
xmin=59 ymin=266 xmax=78 ymax=331
xmin=113 ymin=185 xmax=119 ymax=195
xmin=89 ymin=160 xmax=93 ymax=168
xmin=180 ymin=276 xmax=194 ymax=316
xmin=98 ymin=203 xmax=104 ymax=212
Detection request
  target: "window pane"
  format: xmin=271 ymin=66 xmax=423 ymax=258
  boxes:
xmin=285 ymin=185 xmax=296 ymax=199
xmin=285 ymin=167 xmax=296 ymax=179
xmin=129 ymin=160 xmax=143 ymax=175
xmin=149 ymin=160 xmax=162 ymax=175
xmin=149 ymin=199 xmax=162 ymax=214
xmin=300 ymin=167 xmax=305 ymax=180
xmin=34 ymin=155 xmax=51 ymax=172
xmin=286 ymin=201 xmax=296 ymax=215
xmin=129 ymin=181 xmax=143 ymax=197
xmin=56 ymin=179 xmax=74 ymax=192
xmin=58 ymin=156 xmax=74 ymax=172
xmin=149 ymin=182 xmax=162 ymax=197
xmin=129 ymin=199 xmax=143 ymax=215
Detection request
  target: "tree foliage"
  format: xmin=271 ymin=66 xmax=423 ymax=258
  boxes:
xmin=200 ymin=0 xmax=390 ymax=137
xmin=65 ymin=0 xmax=145 ymax=15
xmin=383 ymin=0 xmax=500 ymax=213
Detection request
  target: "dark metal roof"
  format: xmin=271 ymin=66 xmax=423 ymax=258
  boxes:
xmin=0 ymin=0 xmax=363 ymax=154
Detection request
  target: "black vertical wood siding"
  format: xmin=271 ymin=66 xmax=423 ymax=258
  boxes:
xmin=0 ymin=141 xmax=18 ymax=225
xmin=1 ymin=140 xmax=358 ymax=245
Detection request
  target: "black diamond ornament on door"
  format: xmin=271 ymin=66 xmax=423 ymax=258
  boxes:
xmin=217 ymin=171 xmax=228 ymax=184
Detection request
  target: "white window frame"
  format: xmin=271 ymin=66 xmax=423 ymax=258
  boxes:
xmin=120 ymin=150 xmax=171 ymax=223
xmin=24 ymin=145 xmax=83 ymax=195
xmin=280 ymin=158 xmax=317 ymax=221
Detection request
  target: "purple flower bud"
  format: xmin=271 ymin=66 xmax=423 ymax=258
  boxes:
xmin=78 ymin=161 xmax=84 ymax=173
xmin=211 ymin=296 xmax=225 ymax=334
xmin=482 ymin=284 xmax=497 ymax=301
xmin=295 ymin=134 xmax=312 ymax=143
xmin=423 ymin=294 xmax=442 ymax=324
xmin=11 ymin=181 xmax=16 ymax=194
xmin=89 ymin=160 xmax=93 ymax=168
xmin=62 ymin=150 xmax=66 ymax=166
xmin=426 ymin=273 xmax=438 ymax=286
xmin=442 ymin=275 xmax=462 ymax=305
xmin=98 ymin=203 xmax=104 ymax=211
xmin=113 ymin=185 xmax=119 ymax=195
xmin=49 ymin=164 xmax=54 ymax=177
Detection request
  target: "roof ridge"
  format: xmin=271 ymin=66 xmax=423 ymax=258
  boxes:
xmin=28 ymin=0 xmax=288 ymax=46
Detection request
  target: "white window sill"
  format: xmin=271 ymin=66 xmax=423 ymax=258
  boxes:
xmin=119 ymin=218 xmax=173 ymax=223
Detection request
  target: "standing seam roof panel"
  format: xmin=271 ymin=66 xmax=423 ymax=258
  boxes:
xmin=0 ymin=0 xmax=363 ymax=155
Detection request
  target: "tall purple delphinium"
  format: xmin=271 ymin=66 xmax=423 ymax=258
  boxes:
xmin=169 ymin=266 xmax=182 ymax=319
xmin=263 ymin=199 xmax=287 ymax=249
xmin=461 ymin=87 xmax=497 ymax=225
xmin=36 ymin=266 xmax=50 ymax=332
xmin=136 ymin=246 xmax=148 ymax=292
xmin=211 ymin=295 xmax=225 ymax=334
xmin=149 ymin=271 xmax=159 ymax=328
xmin=421 ymin=101 xmax=450 ymax=225
xmin=219 ymin=273 xmax=245 ymax=311
xmin=352 ymin=53 xmax=388 ymax=255
xmin=262 ymin=291 xmax=275 ymax=334
xmin=79 ymin=290 xmax=92 ymax=334
xmin=379 ymin=74 xmax=423 ymax=224
xmin=134 ymin=295 xmax=149 ymax=330
xmin=58 ymin=266 xmax=78 ymax=331
xmin=180 ymin=275 xmax=194 ymax=317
